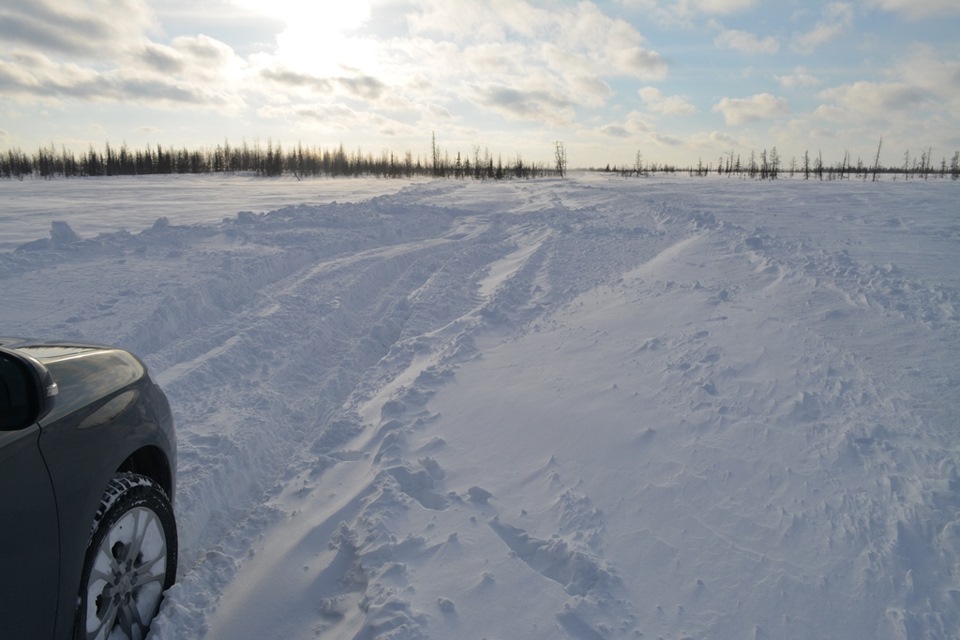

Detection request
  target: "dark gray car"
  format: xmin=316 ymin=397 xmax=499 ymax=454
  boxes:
xmin=0 ymin=338 xmax=177 ymax=640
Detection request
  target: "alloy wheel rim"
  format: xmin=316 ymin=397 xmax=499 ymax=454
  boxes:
xmin=84 ymin=506 xmax=168 ymax=640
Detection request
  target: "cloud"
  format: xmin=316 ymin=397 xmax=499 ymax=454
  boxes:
xmin=784 ymin=58 xmax=958 ymax=162
xmin=892 ymin=47 xmax=960 ymax=113
xmin=615 ymin=0 xmax=758 ymax=28
xmin=337 ymin=75 xmax=387 ymax=101
xmin=792 ymin=3 xmax=854 ymax=54
xmin=649 ymin=132 xmax=683 ymax=146
xmin=0 ymin=0 xmax=248 ymax=113
xmin=600 ymin=124 xmax=630 ymax=138
xmin=0 ymin=39 xmax=244 ymax=112
xmin=0 ymin=0 xmax=154 ymax=59
xmin=461 ymin=41 xmax=530 ymax=77
xmin=713 ymin=93 xmax=789 ymax=125
xmin=806 ymin=48 xmax=958 ymax=138
xmin=173 ymin=34 xmax=235 ymax=66
xmin=715 ymin=29 xmax=779 ymax=55
xmin=599 ymin=108 xmax=655 ymax=138
xmin=406 ymin=0 xmax=509 ymax=41
xmin=819 ymin=81 xmax=926 ymax=113
xmin=141 ymin=43 xmax=186 ymax=74
xmin=626 ymin=111 xmax=654 ymax=132
xmin=865 ymin=0 xmax=960 ymax=19
xmin=638 ymin=87 xmax=696 ymax=115
xmin=381 ymin=2 xmax=669 ymax=123
xmin=270 ymin=102 xmax=358 ymax=124
xmin=470 ymin=83 xmax=575 ymax=126
xmin=708 ymin=131 xmax=738 ymax=145
xmin=261 ymin=68 xmax=333 ymax=93
xmin=0 ymin=51 xmax=239 ymax=109
xmin=407 ymin=1 xmax=667 ymax=81
xmin=698 ymin=0 xmax=758 ymax=12
xmin=615 ymin=47 xmax=668 ymax=81
xmin=139 ymin=36 xmax=238 ymax=82
xmin=568 ymin=75 xmax=614 ymax=107
xmin=257 ymin=101 xmax=419 ymax=138
xmin=261 ymin=68 xmax=386 ymax=101
xmin=777 ymin=66 xmax=820 ymax=89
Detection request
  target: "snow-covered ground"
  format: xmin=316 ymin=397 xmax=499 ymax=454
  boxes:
xmin=2 ymin=174 xmax=958 ymax=639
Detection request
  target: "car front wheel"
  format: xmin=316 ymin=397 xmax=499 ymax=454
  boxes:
xmin=76 ymin=473 xmax=177 ymax=640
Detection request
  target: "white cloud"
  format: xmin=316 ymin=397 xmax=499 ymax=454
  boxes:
xmin=715 ymin=29 xmax=779 ymax=55
xmin=626 ymin=110 xmax=653 ymax=132
xmin=600 ymin=124 xmax=630 ymax=138
xmin=792 ymin=3 xmax=854 ymax=54
xmin=261 ymin=67 xmax=388 ymax=102
xmin=777 ymin=66 xmax=821 ymax=89
xmin=615 ymin=0 xmax=758 ymax=27
xmin=0 ymin=0 xmax=156 ymax=59
xmin=807 ymin=48 xmax=959 ymax=136
xmin=709 ymin=130 xmax=738 ymax=145
xmin=865 ymin=0 xmax=960 ymax=19
xmin=406 ymin=0 xmax=508 ymax=41
xmin=0 ymin=1 xmax=252 ymax=112
xmin=383 ymin=1 xmax=669 ymax=121
xmin=649 ymin=131 xmax=683 ymax=146
xmin=819 ymin=81 xmax=926 ymax=113
xmin=569 ymin=75 xmax=614 ymax=107
xmin=469 ymin=82 xmax=576 ymax=127
xmin=599 ymin=109 xmax=655 ymax=138
xmin=141 ymin=35 xmax=241 ymax=83
xmin=0 ymin=44 xmax=244 ymax=111
xmin=892 ymin=47 xmax=960 ymax=114
xmin=713 ymin=93 xmax=790 ymax=125
xmin=407 ymin=1 xmax=667 ymax=80
xmin=615 ymin=47 xmax=668 ymax=80
xmin=812 ymin=103 xmax=848 ymax=123
xmin=698 ymin=0 xmax=758 ymax=12
xmin=638 ymin=87 xmax=696 ymax=115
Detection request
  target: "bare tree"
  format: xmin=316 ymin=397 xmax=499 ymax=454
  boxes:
xmin=872 ymin=136 xmax=882 ymax=182
xmin=554 ymin=140 xmax=567 ymax=178
xmin=633 ymin=149 xmax=644 ymax=176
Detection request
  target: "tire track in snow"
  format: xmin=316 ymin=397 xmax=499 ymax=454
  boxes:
xmin=159 ymin=235 xmax=486 ymax=552
xmin=145 ymin=199 xmax=569 ymax=637
xmin=163 ymin=196 xmax=654 ymax=639
xmin=198 ymin=208 xmax=684 ymax=639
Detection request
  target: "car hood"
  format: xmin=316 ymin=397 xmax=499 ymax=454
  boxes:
xmin=0 ymin=337 xmax=114 ymax=362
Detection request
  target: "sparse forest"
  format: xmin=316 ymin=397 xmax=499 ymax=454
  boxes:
xmin=600 ymin=140 xmax=959 ymax=182
xmin=0 ymin=137 xmax=559 ymax=181
xmin=1 ymin=137 xmax=957 ymax=182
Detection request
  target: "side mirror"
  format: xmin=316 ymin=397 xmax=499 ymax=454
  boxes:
xmin=0 ymin=348 xmax=58 ymax=430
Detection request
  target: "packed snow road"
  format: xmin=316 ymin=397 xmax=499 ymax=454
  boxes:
xmin=1 ymin=174 xmax=958 ymax=639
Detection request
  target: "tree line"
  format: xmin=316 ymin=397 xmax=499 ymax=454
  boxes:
xmin=2 ymin=138 xmax=956 ymax=182
xmin=600 ymin=141 xmax=960 ymax=181
xmin=0 ymin=138 xmax=564 ymax=181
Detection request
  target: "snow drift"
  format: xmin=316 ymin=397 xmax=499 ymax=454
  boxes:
xmin=1 ymin=174 xmax=957 ymax=639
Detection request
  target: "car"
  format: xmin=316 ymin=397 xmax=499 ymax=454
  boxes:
xmin=0 ymin=338 xmax=177 ymax=640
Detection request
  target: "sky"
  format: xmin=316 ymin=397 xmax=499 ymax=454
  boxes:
xmin=1 ymin=0 xmax=958 ymax=169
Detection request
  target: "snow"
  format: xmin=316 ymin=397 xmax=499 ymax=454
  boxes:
xmin=2 ymin=173 xmax=958 ymax=639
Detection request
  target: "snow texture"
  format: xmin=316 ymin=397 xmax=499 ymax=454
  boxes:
xmin=2 ymin=174 xmax=958 ymax=639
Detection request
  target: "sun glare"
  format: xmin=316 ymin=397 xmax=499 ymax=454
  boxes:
xmin=235 ymin=0 xmax=376 ymax=76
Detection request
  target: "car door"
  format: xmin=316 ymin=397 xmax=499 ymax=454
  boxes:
xmin=1 ymin=351 xmax=60 ymax=638
xmin=0 ymin=426 xmax=60 ymax=639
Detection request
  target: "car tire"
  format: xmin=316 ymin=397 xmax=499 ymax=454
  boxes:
xmin=75 ymin=473 xmax=178 ymax=640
